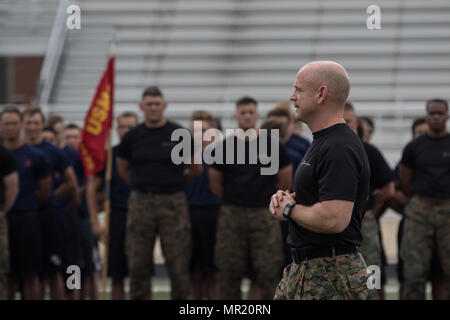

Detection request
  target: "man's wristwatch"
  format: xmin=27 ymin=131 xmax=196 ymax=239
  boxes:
xmin=282 ymin=202 xmax=296 ymax=219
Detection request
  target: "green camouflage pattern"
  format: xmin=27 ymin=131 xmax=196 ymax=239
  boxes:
xmin=359 ymin=210 xmax=382 ymax=300
xmin=400 ymin=195 xmax=450 ymax=300
xmin=215 ymin=204 xmax=283 ymax=300
xmin=0 ymin=212 xmax=8 ymax=300
xmin=126 ymin=190 xmax=191 ymax=300
xmin=274 ymin=252 xmax=369 ymax=300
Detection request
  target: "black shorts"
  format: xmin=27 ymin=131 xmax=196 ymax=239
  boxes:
xmin=375 ymin=217 xmax=387 ymax=285
xmin=7 ymin=211 xmax=43 ymax=277
xmin=108 ymin=207 xmax=128 ymax=280
xmin=397 ymin=217 xmax=404 ymax=282
xmin=189 ymin=204 xmax=219 ymax=274
xmin=78 ymin=217 xmax=96 ymax=276
xmin=63 ymin=212 xmax=81 ymax=269
xmin=38 ymin=203 xmax=66 ymax=273
xmin=245 ymin=252 xmax=257 ymax=281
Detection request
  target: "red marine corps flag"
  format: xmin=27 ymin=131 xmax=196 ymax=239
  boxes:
xmin=78 ymin=56 xmax=115 ymax=177
xmin=78 ymin=56 xmax=114 ymax=299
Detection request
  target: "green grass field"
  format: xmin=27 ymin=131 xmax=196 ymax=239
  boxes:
xmin=100 ymin=278 xmax=433 ymax=300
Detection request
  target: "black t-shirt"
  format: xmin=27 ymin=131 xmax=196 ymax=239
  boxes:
xmin=288 ymin=123 xmax=370 ymax=247
xmin=0 ymin=145 xmax=18 ymax=206
xmin=10 ymin=144 xmax=51 ymax=212
xmin=363 ymin=142 xmax=394 ymax=210
xmin=117 ymin=121 xmax=190 ymax=193
xmin=400 ymin=133 xmax=450 ymax=198
xmin=209 ymin=134 xmax=291 ymax=207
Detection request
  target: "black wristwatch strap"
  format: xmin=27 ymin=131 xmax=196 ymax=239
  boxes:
xmin=282 ymin=202 xmax=296 ymax=219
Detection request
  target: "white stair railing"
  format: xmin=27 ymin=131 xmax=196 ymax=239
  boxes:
xmin=36 ymin=0 xmax=69 ymax=105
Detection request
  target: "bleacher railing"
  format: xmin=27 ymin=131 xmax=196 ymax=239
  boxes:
xmin=36 ymin=0 xmax=69 ymax=105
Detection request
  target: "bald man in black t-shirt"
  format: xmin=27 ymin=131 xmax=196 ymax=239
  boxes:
xmin=270 ymin=61 xmax=370 ymax=300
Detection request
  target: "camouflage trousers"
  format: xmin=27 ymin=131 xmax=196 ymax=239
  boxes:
xmin=274 ymin=252 xmax=369 ymax=300
xmin=126 ymin=190 xmax=191 ymax=300
xmin=359 ymin=211 xmax=382 ymax=300
xmin=215 ymin=205 xmax=283 ymax=300
xmin=400 ymin=195 xmax=450 ymax=300
xmin=0 ymin=212 xmax=8 ymax=300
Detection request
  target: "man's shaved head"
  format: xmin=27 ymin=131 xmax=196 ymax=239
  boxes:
xmin=291 ymin=61 xmax=351 ymax=129
xmin=297 ymin=61 xmax=350 ymax=106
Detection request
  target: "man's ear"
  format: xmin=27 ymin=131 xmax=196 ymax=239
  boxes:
xmin=317 ymin=86 xmax=327 ymax=104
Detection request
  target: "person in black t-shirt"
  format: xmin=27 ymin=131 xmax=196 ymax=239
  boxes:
xmin=86 ymin=111 xmax=138 ymax=300
xmin=358 ymin=116 xmax=375 ymax=143
xmin=0 ymin=144 xmax=19 ymax=300
xmin=41 ymin=127 xmax=57 ymax=146
xmin=117 ymin=86 xmax=202 ymax=300
xmin=399 ymin=99 xmax=450 ymax=300
xmin=0 ymin=146 xmax=18 ymax=213
xmin=185 ymin=111 xmax=221 ymax=300
xmin=344 ymin=102 xmax=394 ymax=300
xmin=390 ymin=117 xmax=446 ymax=300
xmin=208 ymin=96 xmax=293 ymax=300
xmin=47 ymin=114 xmax=65 ymax=149
xmin=23 ymin=105 xmax=78 ymax=300
xmin=1 ymin=106 xmax=52 ymax=300
xmin=270 ymin=61 xmax=370 ymax=300
xmin=63 ymin=123 xmax=99 ymax=300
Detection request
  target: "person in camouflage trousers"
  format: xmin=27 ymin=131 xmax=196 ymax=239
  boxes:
xmin=274 ymin=252 xmax=369 ymax=300
xmin=359 ymin=211 xmax=382 ymax=300
xmin=116 ymin=86 xmax=202 ymax=300
xmin=270 ymin=62 xmax=371 ymax=300
xmin=399 ymin=99 xmax=450 ymax=300
xmin=343 ymin=101 xmax=395 ymax=300
xmin=126 ymin=191 xmax=191 ymax=299
xmin=208 ymin=97 xmax=293 ymax=300
xmin=215 ymin=205 xmax=283 ymax=299
xmin=400 ymin=196 xmax=450 ymax=299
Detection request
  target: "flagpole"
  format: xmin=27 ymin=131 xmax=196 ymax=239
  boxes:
xmin=102 ymin=129 xmax=113 ymax=300
xmin=102 ymin=34 xmax=116 ymax=300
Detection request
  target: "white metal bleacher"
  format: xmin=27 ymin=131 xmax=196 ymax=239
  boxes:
xmin=3 ymin=0 xmax=450 ymax=165
xmin=0 ymin=0 xmax=58 ymax=55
